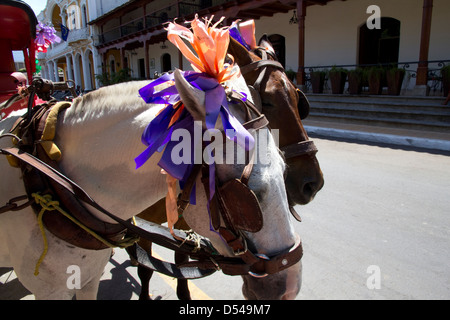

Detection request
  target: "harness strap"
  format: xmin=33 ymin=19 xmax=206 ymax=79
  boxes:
xmin=0 ymin=147 xmax=217 ymax=258
xmin=239 ymin=59 xmax=284 ymax=76
xmin=282 ymin=140 xmax=318 ymax=159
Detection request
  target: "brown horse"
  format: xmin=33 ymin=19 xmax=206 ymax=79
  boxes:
xmin=134 ymin=36 xmax=324 ymax=300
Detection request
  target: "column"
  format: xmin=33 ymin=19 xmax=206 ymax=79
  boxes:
xmin=296 ymin=0 xmax=307 ymax=89
xmin=66 ymin=55 xmax=74 ymax=81
xmin=92 ymin=47 xmax=102 ymax=89
xmin=415 ymin=0 xmax=433 ymax=93
xmin=72 ymin=53 xmax=82 ymax=90
xmin=41 ymin=64 xmax=48 ymax=80
xmin=81 ymin=51 xmax=92 ymax=91
xmin=46 ymin=61 xmax=54 ymax=81
xmin=145 ymin=40 xmax=150 ymax=79
xmin=53 ymin=60 xmax=59 ymax=82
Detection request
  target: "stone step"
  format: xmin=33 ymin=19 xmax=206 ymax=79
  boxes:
xmin=306 ymin=93 xmax=445 ymax=106
xmin=310 ymin=105 xmax=450 ymax=123
xmin=306 ymin=94 xmax=450 ymax=132
xmin=307 ymin=113 xmax=450 ymax=132
xmin=308 ymin=97 xmax=450 ymax=114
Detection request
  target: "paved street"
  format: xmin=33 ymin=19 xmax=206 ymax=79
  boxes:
xmin=2 ymin=137 xmax=450 ymax=300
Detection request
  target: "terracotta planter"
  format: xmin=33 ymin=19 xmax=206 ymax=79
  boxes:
xmin=347 ymin=72 xmax=363 ymax=95
xmin=386 ymin=69 xmax=405 ymax=96
xmin=442 ymin=67 xmax=450 ymax=97
xmin=311 ymin=72 xmax=326 ymax=94
xmin=329 ymin=71 xmax=347 ymax=94
xmin=368 ymin=68 xmax=384 ymax=95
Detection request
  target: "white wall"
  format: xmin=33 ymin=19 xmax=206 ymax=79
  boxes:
xmin=127 ymin=42 xmax=192 ymax=78
xmin=255 ymin=0 xmax=450 ymax=69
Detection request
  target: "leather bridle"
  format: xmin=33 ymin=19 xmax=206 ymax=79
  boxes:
xmin=0 ymin=79 xmax=303 ymax=280
xmin=173 ymin=89 xmax=304 ymax=278
xmin=239 ymin=47 xmax=318 ymax=162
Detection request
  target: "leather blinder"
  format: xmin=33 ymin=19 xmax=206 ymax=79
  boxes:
xmin=217 ymin=179 xmax=263 ymax=233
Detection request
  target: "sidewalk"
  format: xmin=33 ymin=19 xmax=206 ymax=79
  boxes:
xmin=303 ymin=119 xmax=450 ymax=153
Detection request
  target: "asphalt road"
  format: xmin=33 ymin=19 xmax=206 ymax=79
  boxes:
xmin=2 ymin=137 xmax=450 ymax=300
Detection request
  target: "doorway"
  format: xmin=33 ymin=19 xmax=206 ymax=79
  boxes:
xmin=268 ymin=34 xmax=286 ymax=68
xmin=358 ymin=17 xmax=401 ymax=66
xmin=162 ymin=53 xmax=172 ymax=73
xmin=138 ymin=58 xmax=145 ymax=79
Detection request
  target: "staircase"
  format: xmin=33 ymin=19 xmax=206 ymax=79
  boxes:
xmin=305 ymin=94 xmax=450 ymax=132
xmin=302 ymin=94 xmax=450 ymax=152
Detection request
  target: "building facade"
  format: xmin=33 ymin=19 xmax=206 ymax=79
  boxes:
xmin=39 ymin=0 xmax=450 ymax=96
xmin=37 ymin=0 xmax=106 ymax=91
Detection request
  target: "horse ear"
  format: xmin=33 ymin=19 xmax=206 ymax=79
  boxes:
xmin=228 ymin=36 xmax=253 ymax=67
xmin=173 ymin=69 xmax=206 ymax=123
xmin=258 ymin=34 xmax=276 ymax=58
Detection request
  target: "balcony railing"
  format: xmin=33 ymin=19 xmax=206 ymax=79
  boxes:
xmin=67 ymin=27 xmax=90 ymax=44
xmin=98 ymin=0 xmax=232 ymax=46
xmin=299 ymin=60 xmax=450 ymax=96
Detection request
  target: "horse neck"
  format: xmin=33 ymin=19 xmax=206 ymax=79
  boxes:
xmin=56 ymin=81 xmax=167 ymax=223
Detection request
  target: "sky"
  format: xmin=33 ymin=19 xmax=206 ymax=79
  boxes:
xmin=22 ymin=0 xmax=47 ymax=16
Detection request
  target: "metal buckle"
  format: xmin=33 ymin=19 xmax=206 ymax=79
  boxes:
xmin=248 ymin=253 xmax=270 ymax=278
xmin=209 ymin=257 xmax=221 ymax=271
xmin=232 ymin=239 xmax=248 ymax=256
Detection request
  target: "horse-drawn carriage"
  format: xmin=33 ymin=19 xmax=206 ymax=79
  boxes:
xmin=0 ymin=1 xmax=323 ymax=300
xmin=0 ymin=0 xmax=37 ymax=119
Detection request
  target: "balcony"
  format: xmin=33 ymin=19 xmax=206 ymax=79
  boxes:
xmin=97 ymin=0 xmax=232 ymax=47
xmin=67 ymin=27 xmax=90 ymax=44
xmin=37 ymin=27 xmax=91 ymax=60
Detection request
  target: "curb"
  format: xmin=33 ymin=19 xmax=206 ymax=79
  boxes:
xmin=304 ymin=125 xmax=450 ymax=153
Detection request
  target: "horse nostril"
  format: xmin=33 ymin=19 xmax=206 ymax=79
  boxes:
xmin=301 ymin=178 xmax=324 ymax=203
xmin=303 ymin=182 xmax=314 ymax=196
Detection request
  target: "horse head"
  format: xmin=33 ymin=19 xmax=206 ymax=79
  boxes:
xmin=228 ymin=36 xmax=324 ymax=206
xmin=173 ymin=68 xmax=302 ymax=300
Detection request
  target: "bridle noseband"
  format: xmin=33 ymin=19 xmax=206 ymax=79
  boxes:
xmin=239 ymin=47 xmax=318 ymax=162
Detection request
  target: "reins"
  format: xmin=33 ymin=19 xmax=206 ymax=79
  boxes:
xmin=0 ymin=82 xmax=303 ymax=280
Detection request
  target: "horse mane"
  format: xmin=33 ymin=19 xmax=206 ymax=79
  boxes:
xmin=64 ymin=80 xmax=152 ymax=125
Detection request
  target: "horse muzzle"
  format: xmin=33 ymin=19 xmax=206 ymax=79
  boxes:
xmin=242 ymin=260 xmax=302 ymax=300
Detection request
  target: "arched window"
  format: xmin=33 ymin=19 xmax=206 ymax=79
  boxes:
xmin=162 ymin=53 xmax=172 ymax=72
xmin=82 ymin=5 xmax=87 ymax=28
xmin=358 ymin=17 xmax=401 ymax=66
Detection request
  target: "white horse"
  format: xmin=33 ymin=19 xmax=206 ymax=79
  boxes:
xmin=0 ymin=69 xmax=301 ymax=300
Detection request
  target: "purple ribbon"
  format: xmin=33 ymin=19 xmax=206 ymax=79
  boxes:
xmin=136 ymin=71 xmax=254 ymax=205
xmin=35 ymin=22 xmax=61 ymax=47
xmin=229 ymin=23 xmax=251 ymax=51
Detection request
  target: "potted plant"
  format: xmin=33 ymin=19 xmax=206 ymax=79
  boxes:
xmin=441 ymin=65 xmax=450 ymax=97
xmin=386 ymin=66 xmax=405 ymax=96
xmin=329 ymin=66 xmax=347 ymax=94
xmin=347 ymin=68 xmax=363 ymax=94
xmin=367 ymin=66 xmax=385 ymax=95
xmin=285 ymin=69 xmax=297 ymax=82
xmin=310 ymin=69 xmax=326 ymax=94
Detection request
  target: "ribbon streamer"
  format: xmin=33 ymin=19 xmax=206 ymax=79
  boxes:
xmin=35 ymin=22 xmax=61 ymax=53
xmin=136 ymin=16 xmax=255 ymax=237
xmin=229 ymin=20 xmax=257 ymax=51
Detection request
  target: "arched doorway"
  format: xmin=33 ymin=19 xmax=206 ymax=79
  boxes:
xmin=358 ymin=17 xmax=401 ymax=66
xmin=268 ymin=34 xmax=286 ymax=68
xmin=162 ymin=53 xmax=172 ymax=72
xmin=51 ymin=5 xmax=62 ymax=33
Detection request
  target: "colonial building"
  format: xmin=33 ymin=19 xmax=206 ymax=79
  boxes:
xmin=36 ymin=0 xmax=102 ymax=91
xmin=40 ymin=0 xmax=450 ymax=96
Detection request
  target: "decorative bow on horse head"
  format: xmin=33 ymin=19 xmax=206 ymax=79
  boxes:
xmin=135 ymin=16 xmax=256 ymax=236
